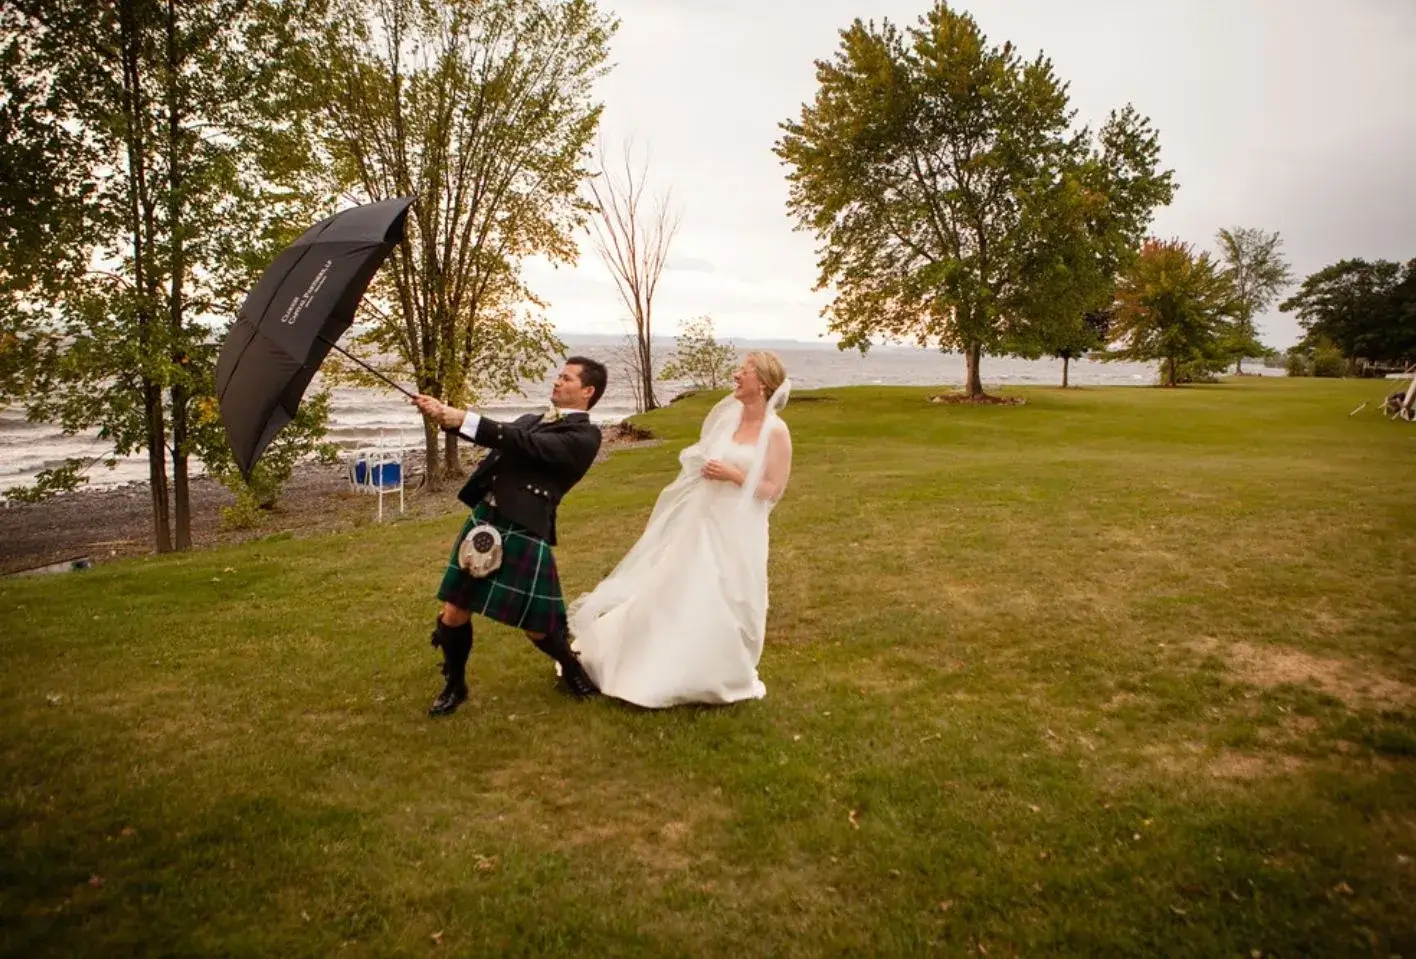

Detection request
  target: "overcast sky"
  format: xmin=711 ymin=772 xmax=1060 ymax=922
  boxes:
xmin=525 ymin=0 xmax=1416 ymax=350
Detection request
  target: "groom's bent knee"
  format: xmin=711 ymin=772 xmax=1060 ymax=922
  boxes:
xmin=440 ymin=603 xmax=471 ymax=627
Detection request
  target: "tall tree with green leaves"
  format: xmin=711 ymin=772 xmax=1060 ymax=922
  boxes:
xmin=0 ymin=0 xmax=327 ymax=550
xmin=320 ymin=0 xmax=615 ymax=482
xmin=774 ymin=2 xmax=1174 ymax=399
xmin=1280 ymin=258 xmax=1416 ymax=368
xmin=1215 ymin=226 xmax=1293 ymax=373
xmin=1107 ymin=239 xmax=1236 ymax=387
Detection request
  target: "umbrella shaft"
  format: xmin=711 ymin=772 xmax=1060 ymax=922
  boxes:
xmin=317 ymin=336 xmax=416 ymax=400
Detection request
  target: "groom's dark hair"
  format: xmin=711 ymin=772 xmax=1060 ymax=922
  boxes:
xmin=567 ymin=356 xmax=608 ymax=409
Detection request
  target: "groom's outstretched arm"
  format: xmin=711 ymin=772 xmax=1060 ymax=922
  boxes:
xmin=464 ymin=416 xmax=601 ymax=473
xmin=414 ymin=394 xmax=600 ymax=472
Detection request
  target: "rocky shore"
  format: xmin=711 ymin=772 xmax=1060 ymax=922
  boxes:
xmin=0 ymin=425 xmax=658 ymax=576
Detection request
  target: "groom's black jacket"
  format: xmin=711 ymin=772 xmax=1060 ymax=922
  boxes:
xmin=452 ymin=412 xmax=601 ymax=546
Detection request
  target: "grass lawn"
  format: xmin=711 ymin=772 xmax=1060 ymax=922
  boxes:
xmin=2 ymin=376 xmax=1414 ymax=957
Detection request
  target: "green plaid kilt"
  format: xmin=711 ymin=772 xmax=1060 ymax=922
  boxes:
xmin=437 ymin=501 xmax=566 ymax=635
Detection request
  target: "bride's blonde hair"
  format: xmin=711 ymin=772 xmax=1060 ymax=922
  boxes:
xmin=746 ymin=350 xmax=787 ymax=400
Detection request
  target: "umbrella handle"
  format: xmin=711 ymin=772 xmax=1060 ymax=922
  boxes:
xmin=317 ymin=336 xmax=417 ymax=400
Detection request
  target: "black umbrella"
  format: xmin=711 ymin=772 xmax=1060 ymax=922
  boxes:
xmin=216 ymin=195 xmax=417 ymax=478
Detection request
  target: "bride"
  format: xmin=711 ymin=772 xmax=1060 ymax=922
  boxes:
xmin=567 ymin=351 xmax=793 ymax=708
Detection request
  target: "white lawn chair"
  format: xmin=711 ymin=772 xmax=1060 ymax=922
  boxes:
xmin=346 ymin=430 xmax=407 ymax=521
xmin=1381 ymin=373 xmax=1416 ymax=422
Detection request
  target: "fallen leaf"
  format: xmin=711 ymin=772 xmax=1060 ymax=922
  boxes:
xmin=119 ymin=827 xmax=136 ymax=838
xmin=792 ymin=734 xmax=802 ymax=742
xmin=939 ymin=900 xmax=954 ymax=912
xmin=88 ymin=875 xmax=105 ymax=888
xmin=223 ymin=567 xmax=236 ymax=574
xmin=848 ymin=809 xmax=860 ymax=830
xmin=473 ymin=854 xmax=499 ymax=873
xmin=45 ymin=694 xmax=63 ymax=706
xmin=1332 ymin=880 xmax=1354 ymax=896
xmin=977 ymin=942 xmax=988 ymax=955
xmin=1028 ymin=804 xmax=1041 ymax=813
xmin=1170 ymin=905 xmax=1188 ymax=917
xmin=302 ymin=911 xmax=311 ymax=922
xmin=431 ymin=931 xmax=443 ymax=945
xmin=1133 ymin=833 xmax=1142 ymax=841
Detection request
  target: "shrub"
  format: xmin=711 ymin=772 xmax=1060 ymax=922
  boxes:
xmin=1312 ymin=344 xmax=1346 ymax=378
xmin=194 ymin=387 xmax=339 ymax=519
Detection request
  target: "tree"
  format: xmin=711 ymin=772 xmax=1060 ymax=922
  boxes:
xmin=660 ymin=315 xmax=738 ymax=392
xmin=774 ymin=2 xmax=1174 ymax=399
xmin=321 ymin=0 xmax=615 ymax=482
xmin=1107 ymin=239 xmax=1236 ymax=387
xmin=1215 ymin=226 xmax=1293 ymax=373
xmin=1280 ymin=258 xmax=1416 ymax=369
xmin=588 ymin=139 xmax=681 ymax=412
xmin=0 ymin=0 xmax=327 ymax=550
xmin=1046 ymin=309 xmax=1111 ymax=388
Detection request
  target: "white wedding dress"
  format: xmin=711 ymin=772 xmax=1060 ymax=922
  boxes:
xmin=568 ymin=385 xmax=792 ymax=708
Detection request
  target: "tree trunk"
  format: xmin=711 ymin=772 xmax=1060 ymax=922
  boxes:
xmin=145 ymin=383 xmax=173 ymax=552
xmin=1166 ymin=356 xmax=1177 ymax=387
xmin=1062 ymin=355 xmax=1071 ymax=389
xmin=120 ymin=1 xmax=171 ymax=552
xmin=423 ymin=420 xmax=442 ymax=490
xmin=164 ymin=0 xmax=191 ymax=550
xmin=1234 ymin=357 xmax=1244 ymax=375
xmin=964 ymin=343 xmax=984 ymax=398
xmin=443 ymin=430 xmax=464 ymax=478
xmin=638 ymin=329 xmax=657 ymax=411
xmin=171 ymin=385 xmax=190 ymax=549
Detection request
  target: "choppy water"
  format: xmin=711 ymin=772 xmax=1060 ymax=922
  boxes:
xmin=0 ymin=340 xmax=1277 ymax=492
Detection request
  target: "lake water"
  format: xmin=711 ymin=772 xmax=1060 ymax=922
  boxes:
xmin=0 ymin=340 xmax=1280 ymax=492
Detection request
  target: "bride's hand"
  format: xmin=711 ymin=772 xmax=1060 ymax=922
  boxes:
xmin=701 ymin=459 xmax=745 ymax=486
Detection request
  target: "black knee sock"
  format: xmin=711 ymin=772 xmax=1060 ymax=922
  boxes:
xmin=434 ymin=619 xmax=473 ymax=684
xmin=532 ymin=626 xmax=572 ymax=664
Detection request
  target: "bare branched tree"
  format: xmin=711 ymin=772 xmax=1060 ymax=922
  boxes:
xmin=588 ymin=139 xmax=681 ymax=412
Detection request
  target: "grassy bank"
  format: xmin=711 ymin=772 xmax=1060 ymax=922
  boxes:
xmin=2 ymin=377 xmax=1413 ymax=956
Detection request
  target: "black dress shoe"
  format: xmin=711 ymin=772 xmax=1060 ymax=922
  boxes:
xmin=556 ymin=654 xmax=600 ymax=699
xmin=534 ymin=628 xmax=599 ymax=699
xmin=429 ymin=680 xmax=469 ymax=717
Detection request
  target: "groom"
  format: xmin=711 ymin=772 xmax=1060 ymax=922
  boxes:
xmin=413 ymin=357 xmax=607 ymax=716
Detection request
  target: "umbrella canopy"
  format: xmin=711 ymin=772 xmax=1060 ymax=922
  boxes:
xmin=216 ymin=195 xmax=416 ymax=478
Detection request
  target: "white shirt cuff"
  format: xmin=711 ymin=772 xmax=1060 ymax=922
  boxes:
xmin=456 ymin=411 xmax=481 ymax=443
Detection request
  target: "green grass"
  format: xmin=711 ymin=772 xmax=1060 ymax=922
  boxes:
xmin=2 ymin=377 xmax=1414 ymax=957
